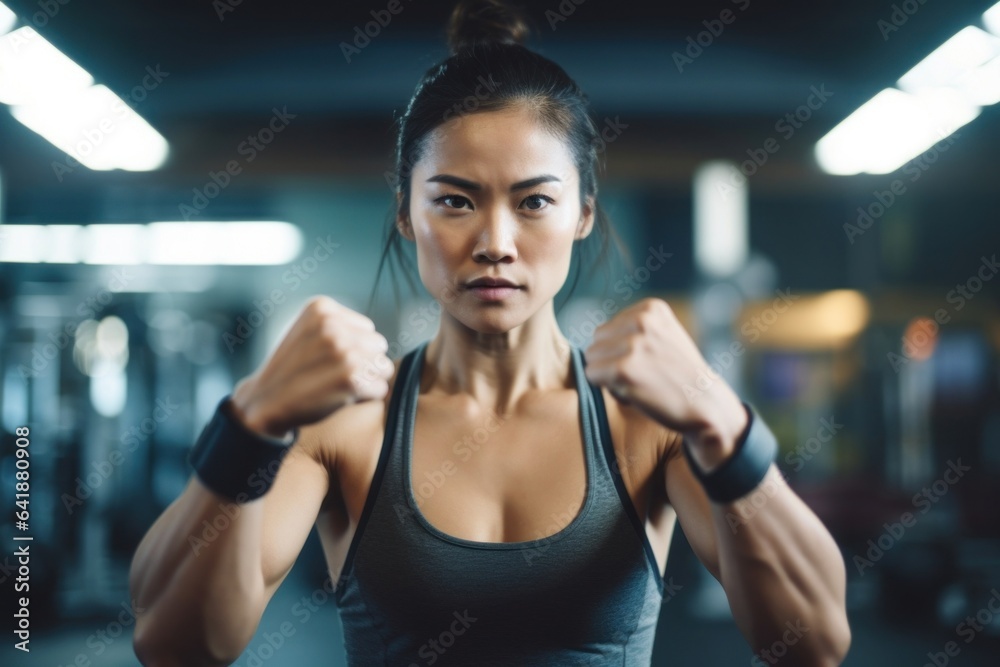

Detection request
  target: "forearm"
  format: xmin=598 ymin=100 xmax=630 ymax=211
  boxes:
xmin=130 ymin=477 xmax=268 ymax=665
xmin=710 ymin=464 xmax=850 ymax=666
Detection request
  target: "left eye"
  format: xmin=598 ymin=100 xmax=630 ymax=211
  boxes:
xmin=521 ymin=194 xmax=553 ymax=211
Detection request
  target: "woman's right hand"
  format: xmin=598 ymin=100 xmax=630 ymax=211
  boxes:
xmin=228 ymin=295 xmax=393 ymax=438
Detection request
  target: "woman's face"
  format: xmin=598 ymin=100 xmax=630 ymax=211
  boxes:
xmin=400 ymin=105 xmax=594 ymax=334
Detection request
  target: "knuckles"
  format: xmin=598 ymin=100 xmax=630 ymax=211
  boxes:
xmin=305 ymin=294 xmax=338 ymax=311
xmin=635 ymin=298 xmax=670 ymax=329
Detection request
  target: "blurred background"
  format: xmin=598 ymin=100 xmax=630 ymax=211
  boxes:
xmin=1 ymin=0 xmax=999 ymax=665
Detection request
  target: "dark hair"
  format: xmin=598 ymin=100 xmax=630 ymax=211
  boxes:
xmin=366 ymin=0 xmax=629 ymax=319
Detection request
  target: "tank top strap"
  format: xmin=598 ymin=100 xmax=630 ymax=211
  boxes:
xmin=576 ymin=344 xmax=666 ymax=597
xmin=333 ymin=341 xmax=422 ymax=595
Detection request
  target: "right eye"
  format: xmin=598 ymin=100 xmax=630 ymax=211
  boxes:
xmin=434 ymin=194 xmax=473 ymax=210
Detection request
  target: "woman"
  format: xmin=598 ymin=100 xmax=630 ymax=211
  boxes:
xmin=130 ymin=1 xmax=851 ymax=665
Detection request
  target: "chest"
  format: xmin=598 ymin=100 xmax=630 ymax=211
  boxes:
xmin=323 ymin=386 xmax=675 ymax=581
xmin=340 ymin=413 xmax=666 ymax=664
xmin=408 ymin=391 xmax=595 ymax=543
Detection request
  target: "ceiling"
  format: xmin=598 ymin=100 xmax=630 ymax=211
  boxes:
xmin=1 ymin=0 xmax=998 ymax=221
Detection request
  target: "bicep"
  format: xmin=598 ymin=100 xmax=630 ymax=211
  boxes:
xmin=260 ymin=423 xmax=332 ymax=597
xmin=663 ymin=433 xmax=722 ymax=581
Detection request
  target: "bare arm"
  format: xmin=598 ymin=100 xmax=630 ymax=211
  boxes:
xmin=128 ymin=296 xmax=391 ymax=666
xmin=582 ymin=298 xmax=849 ymax=666
xmin=128 ymin=406 xmax=330 ymax=666
xmin=666 ymin=423 xmax=851 ymax=667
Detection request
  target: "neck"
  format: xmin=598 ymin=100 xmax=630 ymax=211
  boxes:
xmin=422 ymin=302 xmax=574 ymax=417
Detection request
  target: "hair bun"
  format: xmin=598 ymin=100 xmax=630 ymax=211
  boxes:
xmin=446 ymin=0 xmax=531 ymax=55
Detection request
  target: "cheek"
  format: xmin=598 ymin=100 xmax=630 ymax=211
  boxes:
xmin=527 ymin=223 xmax=577 ymax=268
xmin=414 ymin=226 xmax=463 ymax=278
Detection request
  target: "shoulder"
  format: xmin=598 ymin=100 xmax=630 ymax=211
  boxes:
xmin=293 ymin=354 xmax=409 ymax=500
xmin=598 ymin=384 xmax=682 ymax=479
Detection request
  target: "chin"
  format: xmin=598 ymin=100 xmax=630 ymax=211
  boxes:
xmin=454 ymin=308 xmax=525 ymax=335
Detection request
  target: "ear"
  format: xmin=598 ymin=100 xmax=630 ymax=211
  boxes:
xmin=396 ymin=190 xmax=414 ymax=241
xmin=575 ymin=195 xmax=596 ymax=240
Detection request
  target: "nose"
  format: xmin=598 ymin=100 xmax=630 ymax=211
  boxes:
xmin=472 ymin=206 xmax=518 ymax=263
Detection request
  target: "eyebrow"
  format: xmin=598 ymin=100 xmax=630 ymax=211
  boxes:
xmin=425 ymin=174 xmax=562 ymax=191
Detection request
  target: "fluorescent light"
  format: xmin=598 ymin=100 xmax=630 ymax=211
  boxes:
xmin=45 ymin=224 xmax=83 ymax=263
xmin=954 ymin=55 xmax=1000 ymax=106
xmin=694 ymin=161 xmax=748 ymax=278
xmin=11 ymin=84 xmax=169 ymax=171
xmin=0 ymin=3 xmax=17 ymax=36
xmin=147 ymin=222 xmax=303 ymax=265
xmin=815 ymin=87 xmax=979 ymax=175
xmin=985 ymin=2 xmax=1000 ymax=36
xmin=0 ymin=224 xmax=47 ymax=262
xmin=0 ymin=26 xmax=93 ymax=105
xmin=817 ymin=22 xmax=1000 ymax=176
xmin=1 ymin=27 xmax=168 ymax=171
xmin=898 ymin=26 xmax=1000 ymax=93
xmin=0 ymin=222 xmax=303 ymax=265
xmin=82 ymin=224 xmax=146 ymax=264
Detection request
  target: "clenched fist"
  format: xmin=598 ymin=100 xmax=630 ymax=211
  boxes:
xmin=228 ymin=295 xmax=393 ymax=439
xmin=583 ymin=298 xmax=748 ymax=470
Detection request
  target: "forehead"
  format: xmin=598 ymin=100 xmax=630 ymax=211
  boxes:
xmin=415 ymin=106 xmax=576 ymax=183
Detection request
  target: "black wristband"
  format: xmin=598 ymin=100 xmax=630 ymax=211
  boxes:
xmin=187 ymin=394 xmax=299 ymax=503
xmin=682 ymin=402 xmax=777 ymax=504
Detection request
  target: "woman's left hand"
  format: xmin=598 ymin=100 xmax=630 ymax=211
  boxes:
xmin=582 ymin=298 xmax=748 ymax=465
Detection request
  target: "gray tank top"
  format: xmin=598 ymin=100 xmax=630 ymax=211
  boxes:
xmin=333 ymin=339 xmax=666 ymax=666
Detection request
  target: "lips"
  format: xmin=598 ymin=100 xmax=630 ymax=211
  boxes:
xmin=465 ymin=277 xmax=519 ymax=288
